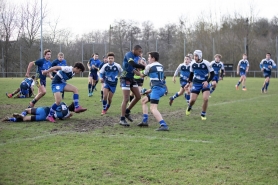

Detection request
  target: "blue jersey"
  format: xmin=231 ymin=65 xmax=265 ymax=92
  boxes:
xmin=34 ymin=58 xmax=52 ymax=81
xmin=22 ymin=77 xmax=34 ymax=88
xmin=52 ymin=66 xmax=75 ymax=84
xmin=210 ymin=61 xmax=224 ymax=77
xmin=260 ymin=59 xmax=277 ymax=77
xmin=99 ymin=62 xmax=123 ymax=87
xmin=174 ymin=63 xmax=191 ymax=82
xmin=190 ymin=59 xmax=213 ymax=84
xmin=238 ymin=59 xmax=249 ymax=72
xmin=88 ymin=59 xmax=101 ymax=74
xmin=51 ymin=59 xmax=67 ymax=76
xmin=144 ymin=62 xmax=166 ymax=88
xmin=121 ymin=51 xmax=140 ymax=79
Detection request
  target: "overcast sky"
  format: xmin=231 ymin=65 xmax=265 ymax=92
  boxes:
xmin=10 ymin=0 xmax=278 ymax=35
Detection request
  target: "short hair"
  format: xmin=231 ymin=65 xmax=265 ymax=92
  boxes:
xmin=266 ymin=52 xmax=271 ymax=56
xmin=214 ymin=54 xmax=222 ymax=59
xmin=94 ymin=53 xmax=99 ymax=56
xmin=58 ymin=52 xmax=64 ymax=57
xmin=73 ymin=62 xmax=85 ymax=72
xmin=148 ymin=51 xmax=159 ymax=61
xmin=91 ymin=54 xmax=94 ymax=57
xmin=133 ymin=45 xmax=142 ymax=51
xmin=243 ymin=53 xmax=247 ymax=56
xmin=31 ymin=75 xmax=35 ymax=79
xmin=44 ymin=49 xmax=51 ymax=56
xmin=107 ymin=52 xmax=115 ymax=57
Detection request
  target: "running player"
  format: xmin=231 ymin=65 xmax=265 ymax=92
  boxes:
xmin=260 ymin=53 xmax=277 ymax=93
xmin=185 ymin=50 xmax=214 ymax=120
xmin=235 ymin=54 xmax=249 ymax=91
xmin=210 ymin=54 xmax=224 ymax=95
xmin=6 ymin=76 xmax=35 ymax=98
xmin=169 ymin=55 xmax=191 ymax=106
xmin=25 ymin=49 xmax=52 ymax=108
xmin=137 ymin=51 xmax=169 ymax=131
xmin=87 ymin=53 xmax=101 ymax=97
xmin=119 ymin=45 xmax=145 ymax=126
xmin=99 ymin=56 xmax=108 ymax=101
xmin=42 ymin=62 xmax=87 ymax=122
xmin=99 ymin=52 xmax=123 ymax=115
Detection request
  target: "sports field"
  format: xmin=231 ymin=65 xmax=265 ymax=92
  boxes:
xmin=0 ymin=77 xmax=278 ymax=185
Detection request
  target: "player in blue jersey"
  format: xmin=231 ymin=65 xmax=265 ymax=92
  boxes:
xmin=6 ymin=76 xmax=35 ymax=98
xmin=235 ymin=53 xmax=249 ymax=91
xmin=42 ymin=62 xmax=87 ymax=122
xmin=51 ymin=52 xmax=67 ymax=99
xmin=210 ymin=54 xmax=224 ymax=95
xmin=98 ymin=55 xmax=108 ymax=102
xmin=119 ymin=45 xmax=145 ymax=126
xmin=25 ymin=49 xmax=52 ymax=108
xmin=2 ymin=102 xmax=74 ymax=122
xmin=169 ymin=55 xmax=191 ymax=106
xmin=99 ymin=52 xmax=123 ymax=115
xmin=137 ymin=51 xmax=169 ymax=131
xmin=260 ymin=53 xmax=277 ymax=93
xmin=87 ymin=53 xmax=101 ymax=97
xmin=185 ymin=50 xmax=215 ymax=120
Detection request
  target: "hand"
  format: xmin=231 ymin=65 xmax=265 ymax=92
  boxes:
xmin=268 ymin=66 xmax=272 ymax=69
xmin=42 ymin=70 xmax=48 ymax=75
xmin=25 ymin=73 xmax=29 ymax=77
xmin=237 ymin=72 xmax=239 ymax=75
xmin=172 ymin=77 xmax=176 ymax=83
xmin=184 ymin=83 xmax=190 ymax=88
xmin=202 ymin=81 xmax=208 ymax=88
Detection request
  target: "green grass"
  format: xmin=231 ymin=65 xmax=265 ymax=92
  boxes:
xmin=0 ymin=77 xmax=278 ymax=185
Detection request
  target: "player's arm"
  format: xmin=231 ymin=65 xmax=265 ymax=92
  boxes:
xmin=128 ymin=58 xmax=145 ymax=70
xmin=271 ymin=60 xmax=277 ymax=69
xmin=237 ymin=65 xmax=239 ymax=74
xmin=173 ymin=65 xmax=181 ymax=83
xmin=25 ymin=61 xmax=35 ymax=77
xmin=246 ymin=62 xmax=249 ymax=72
xmin=87 ymin=61 xmax=91 ymax=70
xmin=42 ymin=66 xmax=62 ymax=75
xmin=259 ymin=61 xmax=264 ymax=71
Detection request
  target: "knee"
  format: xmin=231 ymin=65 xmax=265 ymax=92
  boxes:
xmin=41 ymin=91 xmax=46 ymax=96
xmin=203 ymin=97 xmax=209 ymax=102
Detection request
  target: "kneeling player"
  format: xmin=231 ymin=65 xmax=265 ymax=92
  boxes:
xmin=6 ymin=76 xmax=35 ymax=98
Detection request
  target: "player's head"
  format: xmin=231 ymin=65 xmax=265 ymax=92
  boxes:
xmin=187 ymin=53 xmax=193 ymax=60
xmin=93 ymin=53 xmax=99 ymax=60
xmin=266 ymin=53 xmax=271 ymax=59
xmin=44 ymin=49 xmax=51 ymax=60
xmin=54 ymin=102 xmax=70 ymax=120
xmin=193 ymin=50 xmax=202 ymax=62
xmin=184 ymin=55 xmax=191 ymax=64
xmin=73 ymin=62 xmax=85 ymax=74
xmin=148 ymin=51 xmax=159 ymax=63
xmin=68 ymin=102 xmax=75 ymax=112
xmin=57 ymin=52 xmax=64 ymax=61
xmin=107 ymin=52 xmax=115 ymax=63
xmin=242 ymin=53 xmax=247 ymax=60
xmin=31 ymin=75 xmax=35 ymax=79
xmin=103 ymin=55 xmax=108 ymax=63
xmin=214 ymin=54 xmax=222 ymax=62
xmin=133 ymin=45 xmax=143 ymax=56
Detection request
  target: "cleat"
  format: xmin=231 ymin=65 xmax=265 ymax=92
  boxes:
xmin=88 ymin=93 xmax=92 ymax=97
xmin=155 ymin=126 xmax=169 ymax=131
xmin=185 ymin=108 xmax=191 ymax=116
xmin=74 ymin=106 xmax=87 ymax=113
xmin=47 ymin=116 xmax=56 ymax=123
xmin=1 ymin=116 xmax=10 ymax=122
xmin=6 ymin=93 xmax=12 ymax=98
xmin=28 ymin=102 xmax=35 ymax=108
xmin=235 ymin=85 xmax=239 ymax=90
xmin=12 ymin=113 xmax=24 ymax=119
xmin=169 ymin=97 xmax=174 ymax=106
xmin=125 ymin=113 xmax=133 ymax=122
xmin=101 ymin=110 xmax=106 ymax=115
xmin=242 ymin=88 xmax=247 ymax=91
xmin=201 ymin=116 xmax=207 ymax=120
xmin=119 ymin=119 xmax=130 ymax=127
xmin=137 ymin=121 xmax=148 ymax=127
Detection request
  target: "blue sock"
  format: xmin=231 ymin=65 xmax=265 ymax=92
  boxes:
xmin=102 ymin=100 xmax=107 ymax=110
xmin=142 ymin=114 xmax=148 ymax=122
xmin=237 ymin=81 xmax=241 ymax=86
xmin=73 ymin=94 xmax=79 ymax=108
xmin=210 ymin=87 xmax=215 ymax=94
xmin=49 ymin=103 xmax=59 ymax=117
xmin=159 ymin=120 xmax=167 ymax=127
xmin=172 ymin=92 xmax=179 ymax=99
xmin=106 ymin=104 xmax=110 ymax=110
xmin=21 ymin=110 xmax=27 ymax=117
xmin=9 ymin=117 xmax=17 ymax=122
xmin=88 ymin=84 xmax=92 ymax=93
xmin=91 ymin=85 xmax=95 ymax=92
xmin=265 ymin=82 xmax=269 ymax=90
xmin=186 ymin=94 xmax=190 ymax=101
xmin=201 ymin=111 xmax=206 ymax=117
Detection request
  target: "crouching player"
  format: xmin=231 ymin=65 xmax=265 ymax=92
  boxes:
xmin=185 ymin=50 xmax=214 ymax=120
xmin=42 ymin=62 xmax=87 ymax=122
xmin=2 ymin=102 xmax=73 ymax=122
xmin=6 ymin=75 xmax=36 ymax=98
xmin=137 ymin=51 xmax=169 ymax=131
xmin=99 ymin=52 xmax=123 ymax=115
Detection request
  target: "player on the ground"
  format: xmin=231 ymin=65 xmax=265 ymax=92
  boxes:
xmin=235 ymin=53 xmax=249 ymax=91
xmin=260 ymin=52 xmax=277 ymax=93
xmin=210 ymin=54 xmax=224 ymax=95
xmin=51 ymin=52 xmax=67 ymax=99
xmin=42 ymin=62 xmax=87 ymax=122
xmin=6 ymin=76 xmax=35 ymax=98
xmin=137 ymin=51 xmax=169 ymax=131
xmin=87 ymin=53 xmax=101 ymax=97
xmin=25 ymin=49 xmax=52 ymax=108
xmin=2 ymin=102 xmax=73 ymax=122
xmin=119 ymin=45 xmax=145 ymax=126
xmin=99 ymin=52 xmax=123 ymax=115
xmin=99 ymin=55 xmax=108 ymax=102
xmin=185 ymin=50 xmax=214 ymax=120
xmin=169 ymin=55 xmax=191 ymax=106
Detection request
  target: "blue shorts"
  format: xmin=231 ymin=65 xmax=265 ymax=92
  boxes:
xmin=36 ymin=79 xmax=46 ymax=88
xmin=120 ymin=78 xmax=138 ymax=90
xmin=52 ymin=83 xmax=67 ymax=93
xmin=263 ymin=72 xmax=271 ymax=78
xmin=191 ymin=83 xmax=211 ymax=94
xmin=90 ymin=72 xmax=98 ymax=80
xmin=150 ymin=86 xmax=166 ymax=104
xmin=32 ymin=107 xmax=50 ymax=121
xmin=212 ymin=76 xmax=219 ymax=83
xmin=104 ymin=83 xmax=117 ymax=93
xmin=20 ymin=82 xmax=29 ymax=95
xmin=180 ymin=81 xmax=188 ymax=88
xmin=240 ymin=71 xmax=246 ymax=76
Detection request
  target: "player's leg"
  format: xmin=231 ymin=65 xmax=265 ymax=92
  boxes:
xmin=88 ymin=74 xmax=93 ymax=97
xmin=100 ymin=82 xmax=104 ymax=102
xmin=120 ymin=78 xmax=131 ymax=126
xmin=169 ymin=85 xmax=185 ymax=106
xmin=126 ymin=85 xmax=141 ymax=121
xmin=184 ymin=85 xmax=191 ymax=104
xmin=101 ymin=87 xmax=109 ymax=115
xmin=201 ymin=90 xmax=210 ymax=120
xmin=242 ymin=75 xmax=247 ymax=90
xmin=264 ymin=76 xmax=270 ymax=93
xmin=210 ymin=80 xmax=217 ymax=95
xmin=64 ymin=84 xmax=87 ymax=113
xmin=186 ymin=83 xmax=201 ymax=115
xmin=46 ymin=91 xmax=62 ymax=122
xmin=6 ymin=87 xmax=20 ymax=98
xmin=29 ymin=81 xmax=46 ymax=108
xmin=235 ymin=75 xmax=243 ymax=90
xmin=106 ymin=85 xmax=116 ymax=113
xmin=137 ymin=95 xmax=150 ymax=127
xmin=91 ymin=74 xmax=98 ymax=94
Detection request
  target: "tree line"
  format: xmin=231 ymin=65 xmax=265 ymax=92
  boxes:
xmin=1 ymin=0 xmax=278 ymax=77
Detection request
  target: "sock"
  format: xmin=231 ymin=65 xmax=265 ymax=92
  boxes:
xmin=101 ymin=91 xmax=103 ymax=100
xmin=187 ymin=106 xmax=192 ymax=111
xmin=129 ymin=96 xmax=134 ymax=102
xmin=88 ymin=84 xmax=92 ymax=93
xmin=201 ymin=111 xmax=206 ymax=117
xmin=9 ymin=117 xmax=17 ymax=122
xmin=31 ymin=99 xmax=37 ymax=104
xmin=242 ymin=86 xmax=245 ymax=88
xmin=125 ymin=109 xmax=130 ymax=114
xmin=265 ymin=82 xmax=269 ymax=90
xmin=91 ymin=85 xmax=95 ymax=92
xmin=61 ymin=91 xmax=64 ymax=99
xmin=172 ymin=92 xmax=179 ymax=99
xmin=73 ymin=94 xmax=79 ymax=108
xmin=49 ymin=103 xmax=59 ymax=117
xmin=237 ymin=81 xmax=241 ymax=86
xmin=95 ymin=80 xmax=99 ymax=87
xmin=21 ymin=110 xmax=28 ymax=117
xmin=142 ymin=114 xmax=148 ymax=122
xmin=102 ymin=100 xmax=107 ymax=110
xmin=120 ymin=116 xmax=125 ymax=121
xmin=106 ymin=104 xmax=110 ymax=110
xmin=186 ymin=94 xmax=190 ymax=102
xmin=159 ymin=120 xmax=167 ymax=127
xmin=210 ymin=87 xmax=215 ymax=94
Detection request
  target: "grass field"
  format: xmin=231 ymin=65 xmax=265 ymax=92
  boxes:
xmin=0 ymin=77 xmax=278 ymax=185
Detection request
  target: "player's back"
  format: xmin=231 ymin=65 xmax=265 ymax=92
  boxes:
xmin=146 ymin=62 xmax=165 ymax=87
